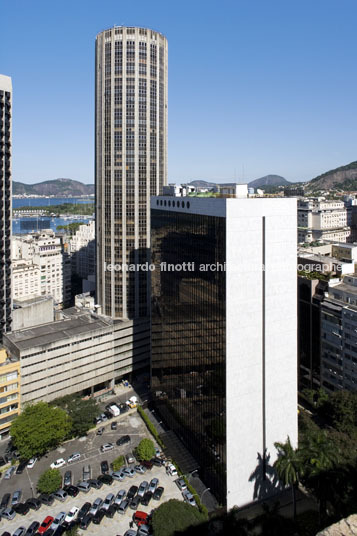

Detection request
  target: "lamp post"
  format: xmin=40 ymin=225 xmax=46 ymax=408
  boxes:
xmin=200 ymin=487 xmax=211 ymax=501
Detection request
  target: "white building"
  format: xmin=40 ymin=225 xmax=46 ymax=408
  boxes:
xmin=151 ymin=195 xmax=297 ymax=509
xmin=12 ymin=230 xmax=71 ymax=307
xmin=163 ymin=184 xmax=197 ymax=197
xmin=12 ymin=260 xmax=41 ymax=301
xmin=321 ymin=273 xmax=357 ymax=392
xmin=298 ymin=198 xmax=349 ymax=244
xmin=68 ymin=220 xmax=95 ymax=279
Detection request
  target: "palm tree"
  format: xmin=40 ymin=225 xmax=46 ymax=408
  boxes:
xmin=274 ymin=436 xmax=302 ymax=521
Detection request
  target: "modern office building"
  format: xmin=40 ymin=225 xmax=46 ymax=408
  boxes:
xmin=150 ymin=196 xmax=298 ymax=508
xmin=0 ymin=75 xmax=12 ymax=340
xmin=95 ymin=26 xmax=168 ymax=319
xmin=320 ymin=273 xmax=357 ymax=392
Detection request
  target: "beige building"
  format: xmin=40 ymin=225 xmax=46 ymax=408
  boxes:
xmin=95 ymin=26 xmax=168 ymax=319
xmin=12 ymin=230 xmax=71 ymax=306
xmin=298 ymin=198 xmax=349 ymax=243
xmin=12 ymin=259 xmax=41 ymax=300
xmin=0 ymin=348 xmax=20 ymax=439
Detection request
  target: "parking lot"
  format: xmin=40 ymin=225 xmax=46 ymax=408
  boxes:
xmin=0 ymin=409 xmax=184 ymax=535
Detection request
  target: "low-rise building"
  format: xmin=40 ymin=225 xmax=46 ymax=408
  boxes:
xmin=12 ymin=296 xmax=54 ymax=331
xmin=0 ymin=348 xmax=20 ymax=440
xmin=298 ymin=198 xmax=350 ymax=244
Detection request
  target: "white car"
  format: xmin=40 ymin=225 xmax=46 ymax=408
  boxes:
xmin=67 ymin=452 xmax=81 ymax=463
xmin=65 ymin=506 xmax=79 ymax=524
xmin=27 ymin=458 xmax=37 ymax=469
xmin=50 ymin=458 xmax=66 ymax=469
xmin=166 ymin=463 xmax=178 ymax=476
xmin=100 ymin=443 xmax=114 ymax=452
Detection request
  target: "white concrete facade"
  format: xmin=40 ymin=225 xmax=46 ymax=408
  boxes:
xmin=298 ymin=198 xmax=349 ymax=243
xmin=68 ymin=220 xmax=95 ymax=278
xmin=151 ymin=196 xmax=298 ymax=508
xmin=12 ymin=260 xmax=41 ymax=300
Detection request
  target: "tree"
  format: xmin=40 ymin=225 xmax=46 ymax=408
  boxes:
xmin=152 ymin=499 xmax=207 ymax=536
xmin=50 ymin=394 xmax=98 ymax=437
xmin=64 ymin=527 xmax=80 ymax=536
xmin=37 ymin=468 xmax=62 ymax=494
xmin=136 ymin=438 xmax=156 ymax=461
xmin=274 ymin=437 xmax=302 ymax=521
xmin=11 ymin=402 xmax=71 ymax=459
xmin=112 ymin=455 xmax=125 ymax=471
xmin=328 ymin=390 xmax=357 ymax=434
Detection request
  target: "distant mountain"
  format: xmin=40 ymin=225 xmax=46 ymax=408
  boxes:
xmin=307 ymin=161 xmax=357 ymax=192
xmin=248 ymin=175 xmax=290 ymax=189
xmin=188 ymin=180 xmax=219 ymax=188
xmin=13 ymin=178 xmax=94 ymax=196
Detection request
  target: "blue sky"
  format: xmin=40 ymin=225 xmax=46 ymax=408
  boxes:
xmin=1 ymin=0 xmax=357 ymax=184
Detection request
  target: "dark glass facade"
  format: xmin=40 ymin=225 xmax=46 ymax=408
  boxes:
xmin=151 ymin=209 xmax=227 ymax=504
xmin=0 ymin=86 xmax=12 ymax=340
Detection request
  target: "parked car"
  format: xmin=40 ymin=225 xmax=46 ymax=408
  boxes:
xmin=88 ymin=478 xmax=103 ymax=489
xmin=77 ymin=502 xmax=91 ymax=522
xmin=97 ymin=473 xmax=113 ymax=485
xmin=63 ymin=471 xmax=72 ymax=487
xmin=153 ymin=486 xmax=164 ymax=500
xmin=148 ymin=478 xmax=159 ymax=494
xmin=25 ymin=521 xmax=40 ymax=536
xmin=13 ymin=527 xmax=26 ymax=536
xmin=114 ymin=489 xmax=126 ymax=507
xmin=79 ymin=514 xmax=92 ymax=530
xmin=126 ymin=452 xmax=135 ymax=464
xmin=64 ymin=507 xmax=79 ymax=524
xmin=100 ymin=443 xmax=114 ymax=452
xmin=123 ymin=467 xmax=135 ymax=478
xmin=133 ymin=510 xmax=148 ymax=527
xmin=176 ymin=478 xmax=187 ymax=491
xmin=166 ymin=464 xmax=178 ymax=476
xmin=140 ymin=491 xmax=152 ymax=506
xmin=38 ymin=516 xmax=54 ymax=534
xmin=130 ymin=495 xmax=141 ymax=510
xmin=0 ymin=494 xmax=10 ymax=508
xmin=92 ymin=509 xmax=105 ymax=525
xmin=63 ymin=485 xmax=79 ymax=497
xmin=116 ymin=435 xmax=130 ymax=447
xmin=102 ymin=493 xmax=115 ymax=511
xmin=96 ymin=427 xmax=104 ymax=436
xmin=134 ymin=464 xmax=146 ymax=474
xmin=105 ymin=504 xmax=116 ymax=518
xmin=112 ymin=469 xmax=126 ymax=481
xmin=82 ymin=465 xmax=91 ymax=481
xmin=67 ymin=453 xmax=81 ymax=464
xmin=13 ymin=503 xmax=30 ymax=515
xmin=138 ymin=481 xmax=148 ymax=498
xmin=50 ymin=512 xmax=66 ymax=532
xmin=137 ymin=525 xmax=150 ymax=536
xmin=127 ymin=485 xmax=138 ymax=500
xmin=151 ymin=457 xmax=165 ymax=467
xmin=50 ymin=458 xmax=66 ymax=469
xmin=183 ymin=490 xmax=197 ymax=507
xmin=12 ymin=491 xmax=22 ymax=506
xmin=52 ymin=489 xmax=68 ymax=502
xmin=25 ymin=498 xmax=41 ymax=511
xmin=100 ymin=413 xmax=108 ymax=421
xmin=16 ymin=461 xmax=28 ymax=474
xmin=124 ymin=531 xmax=137 ymax=536
xmin=4 ymin=466 xmax=16 ymax=479
xmin=39 ymin=494 xmax=54 ymax=506
xmin=117 ymin=499 xmax=129 ymax=514
xmin=118 ymin=403 xmax=129 ymax=413
xmin=26 ymin=458 xmax=37 ymax=469
xmin=89 ymin=498 xmax=103 ymax=517
xmin=77 ymin=481 xmax=91 ymax=493
xmin=100 ymin=460 xmax=109 ymax=474
xmin=111 ymin=421 xmax=117 ymax=431
xmin=1 ymin=508 xmax=16 ymax=520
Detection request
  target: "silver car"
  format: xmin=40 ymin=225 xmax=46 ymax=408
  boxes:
xmin=4 ymin=466 xmax=16 ymax=480
xmin=138 ymin=481 xmax=148 ymax=498
xmin=50 ymin=512 xmax=66 ymax=531
xmin=114 ymin=489 xmax=126 ymax=506
xmin=2 ymin=507 xmax=16 ymax=520
xmin=123 ymin=467 xmax=135 ymax=478
xmin=63 ymin=471 xmax=72 ymax=486
xmin=13 ymin=528 xmax=26 ymax=536
xmin=89 ymin=497 xmax=103 ymax=517
xmin=12 ymin=490 xmax=22 ymax=506
xmin=83 ymin=465 xmax=91 ymax=481
xmin=102 ymin=493 xmax=115 ymax=511
xmin=148 ymin=478 xmax=159 ymax=494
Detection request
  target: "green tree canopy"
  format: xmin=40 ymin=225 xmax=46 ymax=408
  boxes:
xmin=136 ymin=438 xmax=156 ymax=461
xmin=152 ymin=499 xmax=207 ymax=536
xmin=112 ymin=455 xmax=125 ymax=471
xmin=37 ymin=468 xmax=62 ymax=494
xmin=11 ymin=402 xmax=71 ymax=459
xmin=50 ymin=394 xmax=98 ymax=437
xmin=274 ymin=436 xmax=302 ymax=520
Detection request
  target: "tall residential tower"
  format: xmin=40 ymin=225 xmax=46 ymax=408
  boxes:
xmin=0 ymin=75 xmax=12 ymax=339
xmin=95 ymin=26 xmax=168 ymax=319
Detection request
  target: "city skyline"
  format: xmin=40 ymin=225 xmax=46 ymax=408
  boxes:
xmin=1 ymin=0 xmax=357 ymax=184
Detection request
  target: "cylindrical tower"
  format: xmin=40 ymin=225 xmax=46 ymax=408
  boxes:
xmin=95 ymin=26 xmax=168 ymax=319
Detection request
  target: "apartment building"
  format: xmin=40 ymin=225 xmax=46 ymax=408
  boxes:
xmin=0 ymin=75 xmax=12 ymax=339
xmin=298 ymin=198 xmax=349 ymax=243
xmin=0 ymin=348 xmax=20 ymax=440
xmin=68 ymin=220 xmax=95 ymax=279
xmin=12 ymin=230 xmax=71 ymax=306
xmin=12 ymin=259 xmax=41 ymax=300
xmin=3 ymin=304 xmax=150 ymax=406
xmin=150 ymin=195 xmax=297 ymax=508
xmin=321 ymin=273 xmax=357 ymax=392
